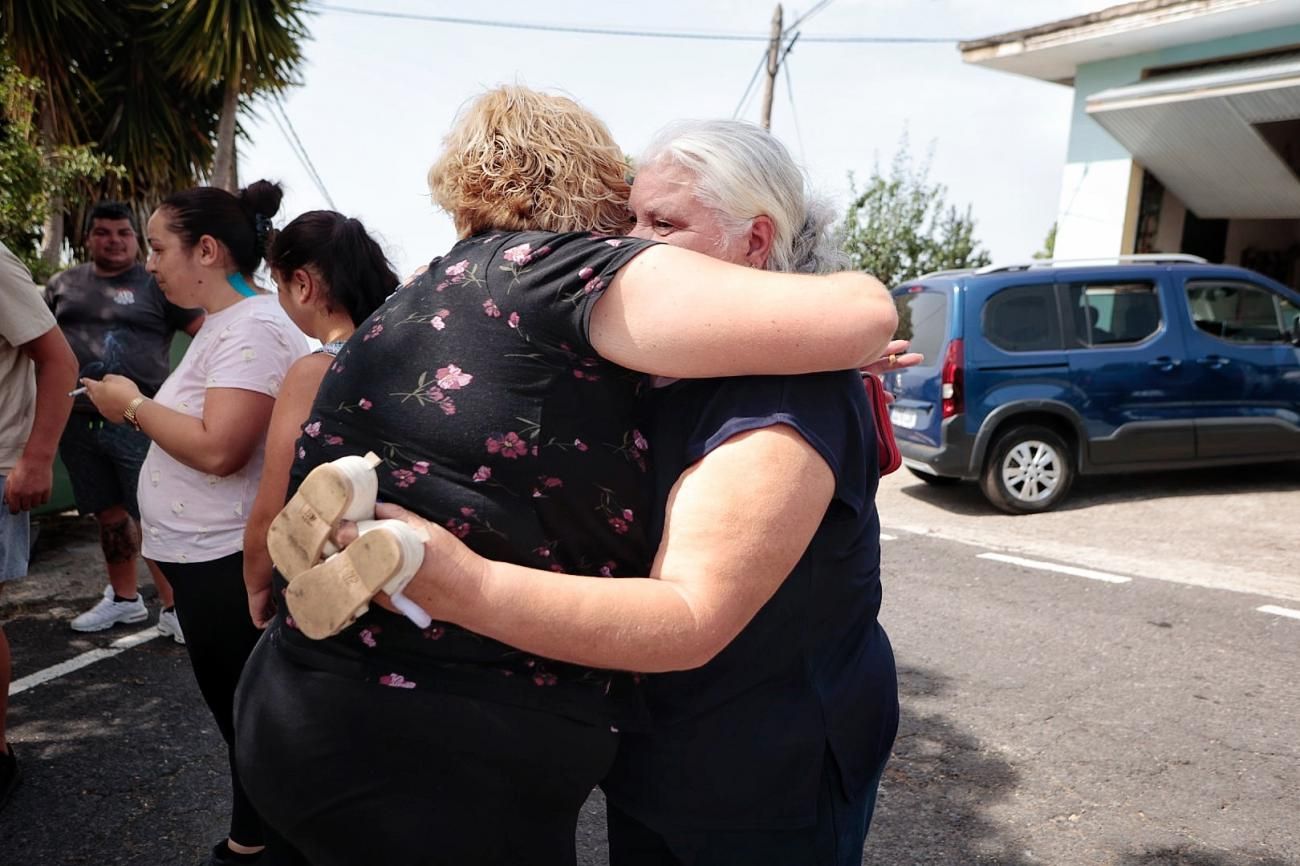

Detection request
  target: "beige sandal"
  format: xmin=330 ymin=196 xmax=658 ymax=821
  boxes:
xmin=267 ymin=452 xmax=382 ymax=581
xmin=284 ymin=519 xmax=428 ymax=639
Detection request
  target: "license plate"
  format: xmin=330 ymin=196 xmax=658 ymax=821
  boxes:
xmin=890 ymin=407 xmax=919 ymax=429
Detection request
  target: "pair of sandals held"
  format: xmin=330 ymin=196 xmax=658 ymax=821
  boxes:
xmin=268 ymin=453 xmax=430 ymax=639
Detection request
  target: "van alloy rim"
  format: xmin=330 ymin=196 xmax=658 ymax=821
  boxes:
xmin=1001 ymin=440 xmax=1061 ymax=502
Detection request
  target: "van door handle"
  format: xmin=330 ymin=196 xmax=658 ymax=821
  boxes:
xmin=1148 ymin=357 xmax=1181 ymax=372
xmin=1197 ymin=355 xmax=1230 ymax=370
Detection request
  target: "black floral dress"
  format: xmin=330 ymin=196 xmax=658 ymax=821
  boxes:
xmin=270 ymin=230 xmax=659 ymax=725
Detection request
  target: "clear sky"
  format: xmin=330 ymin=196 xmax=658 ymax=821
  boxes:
xmin=241 ymin=0 xmax=1106 ymax=279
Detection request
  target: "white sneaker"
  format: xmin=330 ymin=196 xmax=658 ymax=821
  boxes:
xmin=156 ymin=608 xmax=185 ymax=645
xmin=69 ymin=588 xmax=148 ymax=632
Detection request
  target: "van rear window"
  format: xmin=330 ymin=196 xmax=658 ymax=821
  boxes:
xmin=983 ymin=284 xmax=1062 ymax=352
xmin=894 ymin=290 xmax=948 ymax=363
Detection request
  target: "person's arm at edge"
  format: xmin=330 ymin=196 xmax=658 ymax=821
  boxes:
xmin=243 ymin=354 xmax=331 ymax=627
xmin=380 ymin=425 xmax=835 ymax=672
xmin=4 ymin=326 xmax=78 ymax=513
xmin=591 ymin=244 xmax=898 ymax=378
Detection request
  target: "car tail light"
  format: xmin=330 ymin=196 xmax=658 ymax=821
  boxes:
xmin=941 ymin=338 xmax=964 ymax=418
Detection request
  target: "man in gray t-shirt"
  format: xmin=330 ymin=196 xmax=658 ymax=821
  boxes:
xmin=44 ymin=202 xmax=203 ymax=639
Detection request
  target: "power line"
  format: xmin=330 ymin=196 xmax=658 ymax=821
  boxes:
xmin=265 ymin=98 xmax=337 ymax=209
xmin=316 ymin=4 xmax=958 ymax=43
xmin=783 ymin=58 xmax=807 ymax=166
xmin=733 ymin=49 xmax=770 ymax=120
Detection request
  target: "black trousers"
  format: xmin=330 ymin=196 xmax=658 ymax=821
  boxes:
xmin=234 ymin=630 xmax=619 ymax=866
xmin=158 ymin=552 xmax=269 ymax=849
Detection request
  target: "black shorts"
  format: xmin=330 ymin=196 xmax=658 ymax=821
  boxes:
xmin=58 ymin=415 xmax=151 ymax=518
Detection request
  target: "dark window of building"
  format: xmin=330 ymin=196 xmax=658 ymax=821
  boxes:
xmin=982 ymin=284 xmax=1062 ymax=352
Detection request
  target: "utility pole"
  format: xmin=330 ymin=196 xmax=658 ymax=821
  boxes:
xmin=760 ymin=4 xmax=783 ymax=130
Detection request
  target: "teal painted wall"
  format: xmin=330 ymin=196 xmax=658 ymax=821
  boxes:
xmin=1066 ymin=24 xmax=1300 ymax=164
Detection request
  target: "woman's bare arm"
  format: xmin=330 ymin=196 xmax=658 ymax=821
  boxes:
xmin=131 ymin=388 xmax=274 ymax=476
xmin=379 ymin=424 xmax=834 ymax=672
xmin=591 ymin=245 xmax=897 ymax=378
xmin=243 ymin=354 xmax=332 ymax=627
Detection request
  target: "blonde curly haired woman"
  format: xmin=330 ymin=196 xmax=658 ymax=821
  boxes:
xmin=234 ymin=86 xmax=896 ymax=866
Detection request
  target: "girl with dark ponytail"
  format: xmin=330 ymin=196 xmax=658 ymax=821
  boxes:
xmin=243 ymin=211 xmax=398 ymax=630
xmin=79 ymin=180 xmax=310 ymax=866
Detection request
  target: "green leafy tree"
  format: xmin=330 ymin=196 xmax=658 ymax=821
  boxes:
xmin=1033 ymin=222 xmax=1057 ymax=260
xmin=156 ymin=0 xmax=312 ymax=191
xmin=0 ymin=54 xmax=116 ymax=282
xmin=839 ymin=139 xmax=991 ymax=286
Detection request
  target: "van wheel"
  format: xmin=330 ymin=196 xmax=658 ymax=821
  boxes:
xmin=981 ymin=425 xmax=1074 ymax=514
xmin=907 ymin=467 xmax=959 ymax=486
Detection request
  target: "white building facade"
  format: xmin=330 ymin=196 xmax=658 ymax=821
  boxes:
xmin=963 ymin=0 xmax=1300 ymax=288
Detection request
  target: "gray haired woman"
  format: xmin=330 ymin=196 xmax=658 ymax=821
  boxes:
xmin=296 ymin=119 xmax=902 ymax=865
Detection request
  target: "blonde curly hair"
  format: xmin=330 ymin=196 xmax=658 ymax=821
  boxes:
xmin=428 ymin=86 xmax=632 ymax=238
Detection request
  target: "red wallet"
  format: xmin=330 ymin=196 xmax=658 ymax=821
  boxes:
xmin=863 ymin=375 xmax=902 ymax=476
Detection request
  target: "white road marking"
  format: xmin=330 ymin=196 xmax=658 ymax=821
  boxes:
xmin=977 ymin=552 xmax=1133 ymax=584
xmin=9 ymin=627 xmax=163 ymax=697
xmin=1257 ymin=605 xmax=1300 ymax=621
xmin=880 ymin=533 xmax=897 ymax=541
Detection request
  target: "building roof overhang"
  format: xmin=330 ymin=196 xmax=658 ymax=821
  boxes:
xmin=1088 ymin=51 xmax=1300 ymax=217
xmin=960 ymin=0 xmax=1299 ymax=84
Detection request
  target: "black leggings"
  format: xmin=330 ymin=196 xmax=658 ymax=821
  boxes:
xmin=234 ymin=630 xmax=619 ymax=866
xmin=157 ymin=553 xmax=267 ymax=849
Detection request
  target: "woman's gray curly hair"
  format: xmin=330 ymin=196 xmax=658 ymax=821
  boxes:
xmin=638 ymin=119 xmax=847 ymax=274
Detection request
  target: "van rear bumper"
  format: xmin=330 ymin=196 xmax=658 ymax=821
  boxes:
xmin=897 ymin=417 xmax=977 ymax=479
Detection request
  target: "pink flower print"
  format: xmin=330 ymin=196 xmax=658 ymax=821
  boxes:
xmin=423 ymin=625 xmax=445 ymax=641
xmin=482 ymin=298 xmax=501 ymax=317
xmin=534 ymin=545 xmax=551 ymax=558
xmin=432 ymin=316 xmax=446 ymax=331
xmin=435 ymin=364 xmax=473 ymax=390
xmin=574 ymin=438 xmax=589 ymax=452
xmin=446 ymin=518 xmax=471 ymax=539
xmin=508 ymin=312 xmax=520 ymax=329
xmin=583 ymin=276 xmax=605 ymax=294
xmin=459 ymin=506 xmax=476 ymax=518
xmin=541 ymin=476 xmax=563 ymax=489
xmin=427 ymin=386 xmax=445 ymax=402
xmin=331 ymin=361 xmax=344 ymax=373
xmin=599 ymin=561 xmax=617 ymax=577
xmin=578 ymin=266 xmax=595 ymax=280
xmin=435 ymin=281 xmax=450 ymax=291
xmin=297 ymin=446 xmax=306 ymax=459
xmin=533 ymin=672 xmax=558 ymax=686
xmin=486 ymin=432 xmax=528 ymax=459
xmin=303 ymin=421 xmax=321 ymax=438
xmin=550 ymin=564 xmax=566 ymax=573
xmin=632 ymin=429 xmax=648 ymax=451
xmin=445 ymin=259 xmax=469 ymax=278
xmin=379 ymin=673 xmax=417 ymax=689
xmin=412 ymin=461 xmax=430 ymax=475
xmin=502 ymin=243 xmax=533 ymax=265
xmin=323 ymin=435 xmax=343 ymax=446
xmin=438 ymin=400 xmax=457 ymax=416
xmin=392 ymin=469 xmax=417 ymax=488
xmin=358 ymin=398 xmax=372 ymax=410
xmin=363 ymin=322 xmax=384 ymax=341
xmin=573 ymin=369 xmax=585 ymax=380
xmin=472 ymin=465 xmax=492 ymax=483
xmin=360 ymin=628 xmax=378 ymax=648
xmin=608 ymin=517 xmax=629 ymax=535
xmin=621 ymin=509 xmax=635 ymax=523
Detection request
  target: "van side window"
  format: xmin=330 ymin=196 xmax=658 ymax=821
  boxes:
xmin=893 ymin=289 xmax=949 ymax=364
xmin=1067 ymin=281 xmax=1161 ymax=346
xmin=1186 ymin=280 xmax=1299 ymax=343
xmin=982 ymin=284 xmax=1061 ymax=352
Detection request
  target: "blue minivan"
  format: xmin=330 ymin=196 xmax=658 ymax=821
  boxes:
xmin=886 ymin=255 xmax=1300 ymax=513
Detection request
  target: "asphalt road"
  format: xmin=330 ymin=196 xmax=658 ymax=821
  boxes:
xmin=2 ymin=462 xmax=1297 ymax=865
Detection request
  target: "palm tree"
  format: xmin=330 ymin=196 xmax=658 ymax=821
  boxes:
xmin=155 ymin=0 xmax=312 ymax=191
xmin=1 ymin=0 xmax=120 ymax=265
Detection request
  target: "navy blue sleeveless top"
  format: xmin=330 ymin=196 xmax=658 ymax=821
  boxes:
xmin=602 ymin=370 xmax=900 ymax=829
